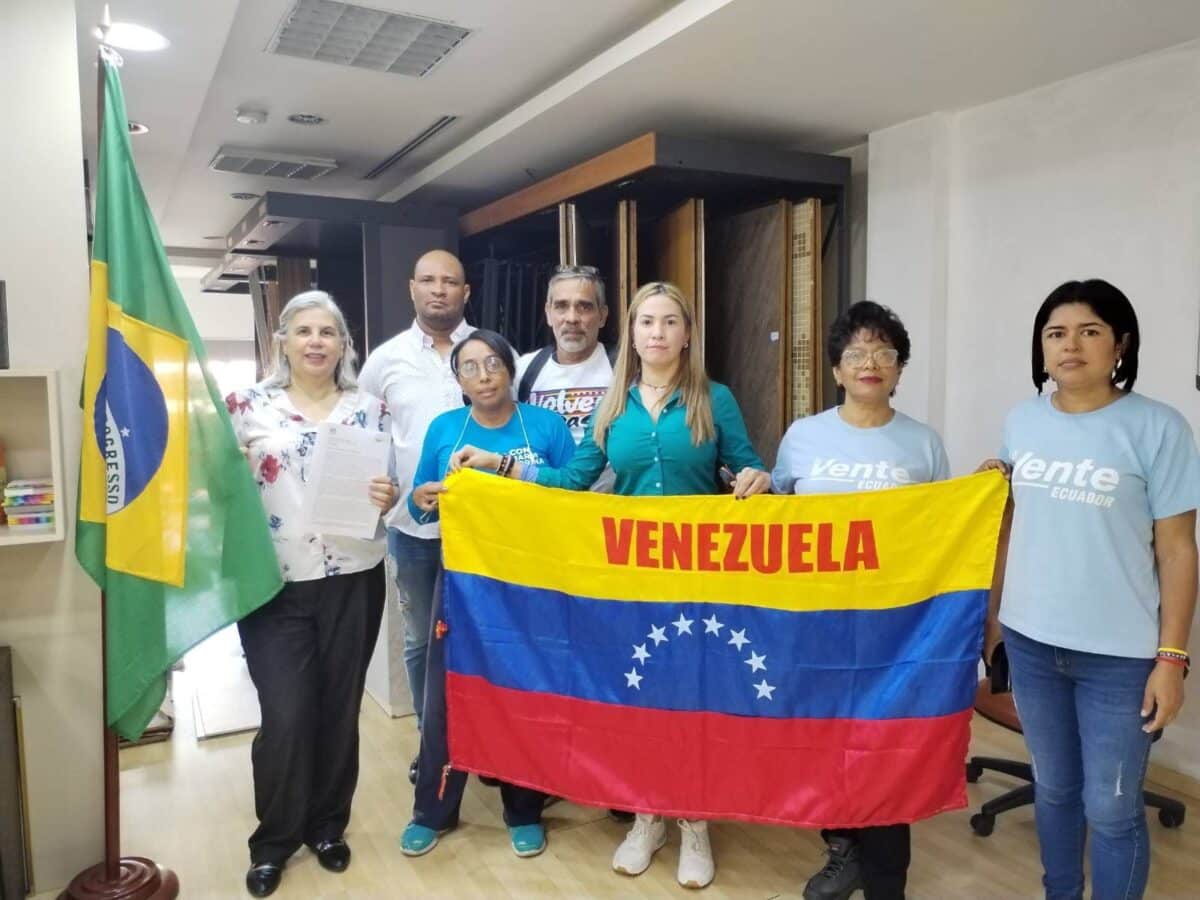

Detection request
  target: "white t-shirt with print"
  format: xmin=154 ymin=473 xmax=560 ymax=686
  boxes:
xmin=516 ymin=343 xmax=615 ymax=492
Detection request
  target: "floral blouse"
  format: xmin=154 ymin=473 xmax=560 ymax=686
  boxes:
xmin=226 ymin=383 xmax=392 ymax=582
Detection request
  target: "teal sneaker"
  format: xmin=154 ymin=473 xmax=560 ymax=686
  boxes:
xmin=509 ymin=823 xmax=547 ymax=858
xmin=400 ymin=823 xmax=447 ymax=857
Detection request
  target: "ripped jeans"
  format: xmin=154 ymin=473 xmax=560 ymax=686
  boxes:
xmin=1003 ymin=627 xmax=1156 ymax=900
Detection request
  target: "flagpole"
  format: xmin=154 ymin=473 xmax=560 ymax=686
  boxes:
xmin=58 ymin=42 xmax=178 ymax=900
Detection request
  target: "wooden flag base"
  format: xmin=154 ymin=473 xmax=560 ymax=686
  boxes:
xmin=58 ymin=858 xmax=178 ymax=899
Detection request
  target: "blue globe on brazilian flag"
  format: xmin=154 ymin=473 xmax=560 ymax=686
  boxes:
xmin=76 ymin=56 xmax=282 ymax=741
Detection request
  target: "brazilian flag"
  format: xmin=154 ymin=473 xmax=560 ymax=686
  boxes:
xmin=76 ymin=56 xmax=282 ymax=740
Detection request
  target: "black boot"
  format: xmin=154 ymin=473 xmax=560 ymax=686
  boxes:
xmin=803 ymin=835 xmax=863 ymax=900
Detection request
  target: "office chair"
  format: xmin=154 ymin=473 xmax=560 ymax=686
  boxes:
xmin=965 ymin=643 xmax=1186 ymax=836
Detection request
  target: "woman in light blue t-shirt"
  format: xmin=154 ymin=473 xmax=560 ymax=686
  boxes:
xmin=981 ymin=280 xmax=1199 ymax=900
xmin=774 ymin=301 xmax=948 ymax=900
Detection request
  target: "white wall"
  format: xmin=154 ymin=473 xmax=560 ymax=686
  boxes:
xmin=868 ymin=41 xmax=1200 ymax=777
xmin=0 ymin=0 xmax=104 ymax=889
xmin=171 ymin=271 xmax=254 ymax=343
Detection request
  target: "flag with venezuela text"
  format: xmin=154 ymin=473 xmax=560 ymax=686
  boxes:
xmin=439 ymin=469 xmax=1007 ymax=827
xmin=76 ymin=56 xmax=282 ymax=741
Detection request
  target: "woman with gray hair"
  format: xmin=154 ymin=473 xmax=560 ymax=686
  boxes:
xmin=225 ymin=290 xmax=398 ymax=898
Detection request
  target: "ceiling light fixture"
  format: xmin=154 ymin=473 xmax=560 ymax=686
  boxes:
xmin=287 ymin=113 xmax=325 ymax=126
xmin=93 ymin=7 xmax=169 ymax=52
xmin=235 ymin=107 xmax=268 ymax=126
xmin=202 ymin=235 xmax=224 ymax=240
xmin=127 ymin=121 xmax=149 ymax=135
xmin=231 ymin=192 xmax=261 ymax=201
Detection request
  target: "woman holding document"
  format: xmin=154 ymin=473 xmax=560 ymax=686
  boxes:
xmin=452 ymin=282 xmax=770 ymax=889
xmin=226 ymin=290 xmax=397 ymax=898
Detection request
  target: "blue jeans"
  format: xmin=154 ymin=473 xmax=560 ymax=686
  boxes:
xmin=1003 ymin=627 xmax=1156 ymax=900
xmin=388 ymin=529 xmax=441 ymax=729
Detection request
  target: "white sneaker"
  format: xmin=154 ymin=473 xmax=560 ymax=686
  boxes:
xmin=612 ymin=814 xmax=666 ymax=876
xmin=676 ymin=819 xmax=714 ymax=889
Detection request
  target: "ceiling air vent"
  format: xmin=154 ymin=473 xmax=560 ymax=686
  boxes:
xmin=267 ymin=0 xmax=471 ymax=78
xmin=363 ymin=115 xmax=458 ymax=180
xmin=209 ymin=146 xmax=338 ymax=180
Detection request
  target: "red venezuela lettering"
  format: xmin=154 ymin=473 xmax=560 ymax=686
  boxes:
xmin=601 ymin=517 xmax=879 ymax=573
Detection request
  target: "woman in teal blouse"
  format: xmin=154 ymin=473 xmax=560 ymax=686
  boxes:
xmin=452 ymin=281 xmax=770 ymax=889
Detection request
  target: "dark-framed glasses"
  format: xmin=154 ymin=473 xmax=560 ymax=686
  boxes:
xmin=455 ymin=355 xmax=506 ymax=379
xmin=841 ymin=348 xmax=900 ymax=368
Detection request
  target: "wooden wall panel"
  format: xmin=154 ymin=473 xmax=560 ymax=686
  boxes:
xmin=706 ymin=202 xmax=788 ymax=467
xmin=790 ymin=199 xmax=821 ymax=420
xmin=652 ymin=198 xmax=704 ymax=364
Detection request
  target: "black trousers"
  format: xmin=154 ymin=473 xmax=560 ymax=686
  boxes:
xmin=412 ymin=569 xmax=546 ymax=830
xmin=238 ymin=563 xmax=385 ymax=865
xmin=822 ymin=825 xmax=911 ymax=900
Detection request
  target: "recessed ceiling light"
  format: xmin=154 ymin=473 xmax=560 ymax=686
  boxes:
xmin=235 ymin=107 xmax=269 ymax=126
xmin=231 ymin=192 xmax=261 ymax=201
xmin=287 ymin=113 xmax=325 ymax=126
xmin=93 ymin=21 xmax=170 ymax=52
xmin=127 ymin=121 xmax=149 ymax=135
xmin=202 ymin=235 xmax=224 ymax=240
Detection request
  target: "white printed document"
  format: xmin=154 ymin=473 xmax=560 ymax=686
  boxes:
xmin=302 ymin=423 xmax=390 ymax=539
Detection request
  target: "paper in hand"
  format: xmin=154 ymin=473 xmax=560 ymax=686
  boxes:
xmin=301 ymin=423 xmax=390 ymax=539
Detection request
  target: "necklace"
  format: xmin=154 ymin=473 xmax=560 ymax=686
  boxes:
xmin=640 ymin=380 xmax=671 ymax=393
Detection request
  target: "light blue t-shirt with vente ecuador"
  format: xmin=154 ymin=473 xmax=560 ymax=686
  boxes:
xmin=771 ymin=407 xmax=951 ymax=496
xmin=999 ymin=392 xmax=1200 ymax=658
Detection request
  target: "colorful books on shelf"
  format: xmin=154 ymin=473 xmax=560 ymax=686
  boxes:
xmin=3 ymin=478 xmax=55 ymax=529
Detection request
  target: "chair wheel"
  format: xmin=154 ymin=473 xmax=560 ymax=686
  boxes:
xmin=970 ymin=813 xmax=995 ymax=836
xmin=965 ymin=762 xmax=983 ymax=783
xmin=1158 ymin=807 xmax=1185 ymax=828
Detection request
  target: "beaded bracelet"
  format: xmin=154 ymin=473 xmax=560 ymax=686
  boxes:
xmin=1157 ymin=646 xmax=1189 ymax=657
xmin=496 ymin=453 xmax=514 ymax=478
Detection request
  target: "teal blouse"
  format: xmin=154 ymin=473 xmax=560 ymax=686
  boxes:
xmin=533 ymin=382 xmax=764 ymax=496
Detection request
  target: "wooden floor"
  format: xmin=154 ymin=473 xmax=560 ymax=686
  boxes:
xmin=48 ymin=669 xmax=1200 ymax=899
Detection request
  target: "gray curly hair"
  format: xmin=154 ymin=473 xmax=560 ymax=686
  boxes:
xmin=263 ymin=290 xmax=359 ymax=390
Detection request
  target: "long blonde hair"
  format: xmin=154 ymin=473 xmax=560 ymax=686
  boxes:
xmin=593 ymin=281 xmax=714 ymax=451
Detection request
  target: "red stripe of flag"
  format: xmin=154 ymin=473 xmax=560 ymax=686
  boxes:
xmin=446 ymin=673 xmax=972 ymax=828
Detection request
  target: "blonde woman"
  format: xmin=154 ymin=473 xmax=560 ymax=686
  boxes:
xmin=453 ymin=281 xmax=771 ymax=888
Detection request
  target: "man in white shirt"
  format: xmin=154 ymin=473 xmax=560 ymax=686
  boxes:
xmin=515 ymin=264 xmax=615 ymax=492
xmin=358 ymin=250 xmax=471 ymax=772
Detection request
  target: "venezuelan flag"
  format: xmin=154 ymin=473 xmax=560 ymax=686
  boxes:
xmin=439 ymin=469 xmax=1007 ymax=827
xmin=75 ymin=55 xmax=281 ymax=741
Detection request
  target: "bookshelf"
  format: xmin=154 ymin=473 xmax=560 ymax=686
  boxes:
xmin=0 ymin=370 xmax=65 ymax=546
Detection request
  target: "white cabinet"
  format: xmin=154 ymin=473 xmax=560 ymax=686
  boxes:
xmin=0 ymin=370 xmax=65 ymax=546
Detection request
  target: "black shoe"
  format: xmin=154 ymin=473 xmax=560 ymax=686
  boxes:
xmin=313 ymin=838 xmax=351 ymax=873
xmin=607 ymin=808 xmax=635 ymax=823
xmin=803 ymin=835 xmax=862 ymax=900
xmin=409 ymin=756 xmax=419 ymax=785
xmin=245 ymin=863 xmax=282 ymax=897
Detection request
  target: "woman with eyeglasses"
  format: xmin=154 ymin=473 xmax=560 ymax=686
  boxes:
xmin=979 ymin=280 xmax=1198 ymax=900
xmin=452 ymin=281 xmax=772 ymax=889
xmin=399 ymin=328 xmax=576 ymax=860
xmin=772 ymin=301 xmax=950 ymax=900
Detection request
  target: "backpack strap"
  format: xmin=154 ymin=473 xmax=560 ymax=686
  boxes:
xmin=517 ymin=345 xmax=555 ymax=403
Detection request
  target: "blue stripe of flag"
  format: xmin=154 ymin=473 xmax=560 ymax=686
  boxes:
xmin=443 ymin=571 xmax=985 ymax=721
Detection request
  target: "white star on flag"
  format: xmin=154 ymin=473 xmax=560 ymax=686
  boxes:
xmin=672 ymin=613 xmax=694 ymax=635
xmin=120 ymin=427 xmax=131 ymax=437
xmin=648 ymin=624 xmax=668 ymax=646
xmin=625 ymin=669 xmax=644 ymax=690
xmin=753 ymin=679 xmax=776 ymax=700
xmin=728 ymin=628 xmax=750 ymax=651
xmin=745 ymin=651 xmax=767 ymax=673
xmin=702 ymin=614 xmax=724 ymax=635
xmin=632 ymin=643 xmax=650 ymax=664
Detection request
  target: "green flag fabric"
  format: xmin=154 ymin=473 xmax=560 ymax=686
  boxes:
xmin=76 ymin=54 xmax=282 ymax=741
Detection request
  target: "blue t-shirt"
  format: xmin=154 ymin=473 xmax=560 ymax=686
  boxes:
xmin=771 ymin=407 xmax=951 ymax=495
xmin=407 ymin=403 xmax=576 ymax=522
xmin=999 ymin=392 xmax=1200 ymax=658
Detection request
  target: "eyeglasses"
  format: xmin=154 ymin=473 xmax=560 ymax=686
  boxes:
xmin=454 ymin=355 xmax=506 ymax=379
xmin=840 ymin=348 xmax=900 ymax=368
xmin=553 ymin=264 xmax=600 ymax=277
